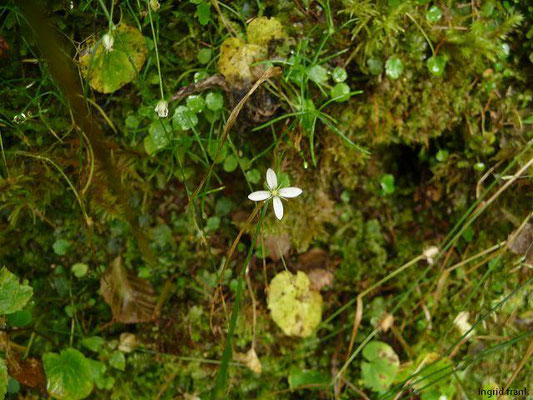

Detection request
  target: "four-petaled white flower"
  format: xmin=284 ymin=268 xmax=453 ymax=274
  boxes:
xmin=248 ymin=168 xmax=302 ymax=220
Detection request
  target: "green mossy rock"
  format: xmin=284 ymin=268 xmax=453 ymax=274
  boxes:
xmin=267 ymin=271 xmax=322 ymax=337
xmin=80 ymin=25 xmax=147 ymax=93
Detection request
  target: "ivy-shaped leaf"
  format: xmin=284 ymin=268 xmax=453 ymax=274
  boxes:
xmin=100 ymin=257 xmax=156 ymax=323
xmin=80 ymin=25 xmax=147 ymax=93
xmin=361 ymin=341 xmax=399 ymax=392
xmin=43 ymin=349 xmax=94 ymax=400
xmin=0 ymin=267 xmax=33 ymax=315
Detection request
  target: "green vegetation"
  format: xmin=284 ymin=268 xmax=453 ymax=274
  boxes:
xmin=0 ymin=0 xmax=532 ymax=398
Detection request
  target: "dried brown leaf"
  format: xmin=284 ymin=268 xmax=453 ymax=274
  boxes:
xmin=100 ymin=257 xmax=156 ymax=323
xmin=508 ymin=223 xmax=533 ymax=263
xmin=234 ymin=348 xmax=262 ymax=374
xmin=308 ymin=268 xmax=334 ymax=291
xmin=263 ymin=234 xmax=291 ymax=261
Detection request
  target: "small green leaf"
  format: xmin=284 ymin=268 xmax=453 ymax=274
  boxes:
xmin=109 ymin=350 xmax=126 ymax=371
xmin=7 ymin=377 xmax=20 ymax=394
xmin=473 ymin=162 xmax=486 ymax=172
xmin=288 ymin=368 xmax=329 ymax=390
xmin=197 ymin=48 xmax=212 ymax=64
xmin=149 ymin=119 xmax=172 ymax=150
xmin=206 ymin=92 xmax=224 ymax=111
xmin=197 ymin=2 xmax=211 ymax=26
xmin=426 ymin=5 xmax=443 ymax=23
xmin=206 ymin=216 xmax=221 ymax=231
xmin=215 ymin=197 xmax=233 ymax=216
xmin=332 ymin=66 xmax=347 ymax=83
xmin=330 ymin=83 xmax=351 ymax=102
xmin=81 ymin=336 xmax=105 ymax=353
xmin=0 ymin=267 xmax=33 ymax=315
xmin=186 ymin=95 xmax=206 ymax=113
xmin=380 ymin=174 xmax=395 ymax=195
xmin=71 ymin=263 xmax=88 ymax=278
xmin=223 ymin=154 xmax=239 ymax=172
xmin=436 ymin=149 xmax=449 ymax=162
xmin=427 ymin=55 xmax=447 ymax=76
xmin=53 ymin=239 xmax=71 ymax=256
xmin=367 ymin=58 xmax=384 ymax=75
xmin=385 ymin=57 xmax=403 ymax=79
xmin=6 ymin=309 xmax=32 ymax=327
xmin=43 ymin=348 xmax=94 ymax=400
xmin=0 ymin=358 xmax=7 ymax=399
xmin=306 ymin=65 xmax=328 ymax=85
xmin=173 ymin=106 xmax=198 ymax=131
xmin=246 ymin=169 xmax=261 ymax=184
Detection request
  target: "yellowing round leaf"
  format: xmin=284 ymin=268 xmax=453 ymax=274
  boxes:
xmin=267 ymin=271 xmax=322 ymax=337
xmin=80 ymin=25 xmax=147 ymax=93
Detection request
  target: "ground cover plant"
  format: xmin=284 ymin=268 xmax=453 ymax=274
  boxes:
xmin=0 ymin=0 xmax=532 ymax=398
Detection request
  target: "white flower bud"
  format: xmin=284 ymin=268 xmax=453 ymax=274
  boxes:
xmin=155 ymin=100 xmax=169 ymax=118
xmin=102 ymin=33 xmax=114 ymax=52
xmin=423 ymin=246 xmax=439 ymax=265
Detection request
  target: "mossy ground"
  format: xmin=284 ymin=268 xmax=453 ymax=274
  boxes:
xmin=0 ymin=0 xmax=532 ymax=399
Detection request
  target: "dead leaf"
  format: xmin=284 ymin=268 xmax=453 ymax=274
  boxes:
xmin=379 ymin=313 xmax=394 ymax=332
xmin=7 ymin=354 xmax=46 ymax=391
xmin=263 ymin=234 xmax=291 ymax=261
xmin=234 ymin=348 xmax=262 ymax=374
xmin=508 ymin=223 xmax=533 ymax=263
xmin=308 ymin=268 xmax=334 ymax=291
xmin=100 ymin=256 xmax=156 ymax=323
xmin=118 ymin=332 xmax=138 ymax=353
xmin=297 ymin=248 xmax=328 ymax=271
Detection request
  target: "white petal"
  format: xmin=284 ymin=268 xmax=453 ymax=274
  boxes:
xmin=273 ymin=196 xmax=284 ymax=220
xmin=279 ymin=187 xmax=303 ymax=198
xmin=248 ymin=191 xmax=271 ymax=201
xmin=266 ymin=168 xmax=278 ymax=190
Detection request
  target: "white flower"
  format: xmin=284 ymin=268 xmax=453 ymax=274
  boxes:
xmin=102 ymin=33 xmax=114 ymax=52
xmin=155 ymin=100 xmax=169 ymax=118
xmin=248 ymin=168 xmax=302 ymax=220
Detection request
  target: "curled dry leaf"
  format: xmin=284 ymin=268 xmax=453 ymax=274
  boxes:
xmin=233 ymin=348 xmax=262 ymax=374
xmin=508 ymin=223 xmax=533 ymax=263
xmin=100 ymin=257 xmax=156 ymax=324
xmin=307 ymin=269 xmax=334 ymax=291
xmin=118 ymin=333 xmax=138 ymax=353
xmin=263 ymin=234 xmax=291 ymax=261
xmin=297 ymin=248 xmax=328 ymax=271
xmin=7 ymin=354 xmax=46 ymax=391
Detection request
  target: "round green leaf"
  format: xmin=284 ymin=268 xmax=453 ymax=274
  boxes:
xmin=0 ymin=267 xmax=33 ymax=315
xmin=426 ymin=6 xmax=443 ymax=23
xmin=306 ymin=64 xmax=328 ymax=85
xmin=71 ymin=263 xmax=88 ymax=279
xmin=53 ymin=239 xmax=70 ymax=256
xmin=80 ymin=25 xmax=147 ymax=94
xmin=427 ymin=55 xmax=447 ymax=76
xmin=186 ymin=95 xmax=206 ymax=113
xmin=43 ymin=348 xmax=94 ymax=400
xmin=173 ymin=106 xmax=198 ymax=131
xmin=380 ymin=174 xmax=395 ymax=195
xmin=206 ymin=92 xmax=224 ymax=111
xmin=385 ymin=57 xmax=403 ymax=79
xmin=246 ymin=168 xmax=261 ymax=184
xmin=81 ymin=336 xmax=105 ymax=353
xmin=367 ymin=58 xmax=384 ymax=75
xmin=223 ymin=154 xmax=239 ymax=172
xmin=7 ymin=378 xmax=20 ymax=394
xmin=215 ymin=197 xmax=233 ymax=216
xmin=197 ymin=48 xmax=212 ymax=64
xmin=330 ymin=83 xmax=350 ymax=102
xmin=332 ymin=66 xmax=347 ymax=83
xmin=149 ymin=120 xmax=172 ymax=151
